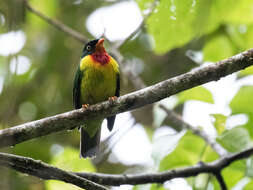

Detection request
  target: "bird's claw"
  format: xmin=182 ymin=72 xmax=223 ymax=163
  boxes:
xmin=82 ymin=104 xmax=89 ymax=109
xmin=108 ymin=96 xmax=117 ymax=104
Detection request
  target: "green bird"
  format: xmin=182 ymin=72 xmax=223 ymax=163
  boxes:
xmin=73 ymin=38 xmax=120 ymax=158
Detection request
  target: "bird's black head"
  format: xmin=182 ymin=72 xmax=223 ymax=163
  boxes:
xmin=81 ymin=39 xmax=99 ymax=58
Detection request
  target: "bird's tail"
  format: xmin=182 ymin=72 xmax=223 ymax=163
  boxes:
xmin=80 ymin=127 xmax=101 ymax=158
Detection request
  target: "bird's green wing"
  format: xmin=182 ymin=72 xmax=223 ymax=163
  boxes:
xmin=73 ymin=66 xmax=83 ymax=109
xmin=115 ymin=73 xmax=120 ymax=97
xmin=107 ymin=73 xmax=120 ymax=131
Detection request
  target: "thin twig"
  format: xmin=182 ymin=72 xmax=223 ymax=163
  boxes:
xmin=1 ymin=48 xmax=253 ymax=148
xmin=159 ymin=104 xmax=228 ymax=157
xmin=0 ymin=147 xmax=252 ymax=186
xmin=214 ymin=172 xmax=227 ymax=190
xmin=24 ymin=0 xmax=88 ymax=43
xmin=0 ymin=153 xmax=108 ymax=190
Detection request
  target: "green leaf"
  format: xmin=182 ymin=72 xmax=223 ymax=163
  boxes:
xmin=230 ymin=86 xmax=253 ymax=137
xmin=226 ymin=25 xmax=253 ymax=74
xmin=222 ymin=161 xmax=246 ymax=188
xmin=137 ymin=0 xmax=219 ymax=54
xmin=45 ymin=147 xmax=95 ymax=190
xmin=203 ymin=34 xmax=235 ymax=62
xmin=216 ymin=127 xmax=251 ymax=152
xmin=201 ymin=145 xmax=219 ymax=163
xmin=178 ymin=86 xmax=214 ymax=104
xmin=219 ymin=0 xmax=253 ymax=24
xmin=159 ymin=132 xmax=217 ymax=171
xmin=138 ymin=0 xmax=253 ymax=54
xmin=146 ymin=0 xmax=195 ymax=53
xmin=138 ymin=0 xmax=253 ymax=55
xmin=152 ymin=132 xmax=183 ymax=167
xmin=230 ymin=86 xmax=253 ymax=114
xmin=211 ymin=114 xmax=227 ymax=135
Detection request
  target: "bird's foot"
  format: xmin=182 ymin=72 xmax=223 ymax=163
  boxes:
xmin=108 ymin=96 xmax=117 ymax=104
xmin=82 ymin=104 xmax=89 ymax=109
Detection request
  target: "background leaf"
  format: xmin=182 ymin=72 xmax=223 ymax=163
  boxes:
xmin=216 ymin=127 xmax=251 ymax=152
xmin=211 ymin=114 xmax=227 ymax=135
xmin=178 ymin=86 xmax=214 ymax=104
xmin=159 ymin=132 xmax=217 ymax=171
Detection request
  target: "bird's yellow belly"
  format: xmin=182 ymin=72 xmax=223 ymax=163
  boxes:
xmin=80 ymin=65 xmax=116 ymax=105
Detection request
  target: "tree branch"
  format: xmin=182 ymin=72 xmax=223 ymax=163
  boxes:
xmin=0 ymin=153 xmax=108 ymax=190
xmin=1 ymin=48 xmax=253 ymax=148
xmin=159 ymin=104 xmax=228 ymax=157
xmin=214 ymin=172 xmax=227 ymax=190
xmin=77 ymin=146 xmax=253 ymax=185
xmin=1 ymin=147 xmax=253 ymax=186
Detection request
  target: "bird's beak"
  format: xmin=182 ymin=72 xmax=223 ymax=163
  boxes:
xmin=95 ymin=38 xmax=105 ymax=52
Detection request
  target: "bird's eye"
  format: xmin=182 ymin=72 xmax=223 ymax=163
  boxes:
xmin=86 ymin=45 xmax=91 ymax=51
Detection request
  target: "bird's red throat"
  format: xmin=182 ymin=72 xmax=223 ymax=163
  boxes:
xmin=91 ymin=38 xmax=110 ymax=65
xmin=91 ymin=51 xmax=110 ymax=65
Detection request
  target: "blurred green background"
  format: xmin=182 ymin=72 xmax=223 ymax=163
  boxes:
xmin=1 ymin=0 xmax=253 ymax=189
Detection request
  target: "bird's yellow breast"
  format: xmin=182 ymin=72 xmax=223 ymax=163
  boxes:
xmin=79 ymin=55 xmax=119 ymax=104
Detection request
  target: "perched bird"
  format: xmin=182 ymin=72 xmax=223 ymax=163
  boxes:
xmin=73 ymin=38 xmax=120 ymax=158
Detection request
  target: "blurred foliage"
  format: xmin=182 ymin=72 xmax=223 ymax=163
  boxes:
xmin=178 ymin=86 xmax=214 ymax=104
xmin=159 ymin=132 xmax=218 ymax=171
xmin=1 ymin=0 xmax=253 ymax=190
xmin=217 ymin=127 xmax=251 ymax=152
xmin=211 ymin=114 xmax=227 ymax=135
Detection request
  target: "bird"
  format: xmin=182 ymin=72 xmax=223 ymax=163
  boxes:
xmin=73 ymin=38 xmax=120 ymax=158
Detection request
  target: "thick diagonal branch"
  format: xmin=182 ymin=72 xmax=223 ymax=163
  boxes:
xmin=0 ymin=48 xmax=253 ymax=148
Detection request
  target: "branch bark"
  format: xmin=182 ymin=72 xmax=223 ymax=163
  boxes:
xmin=1 ymin=147 xmax=253 ymax=186
xmin=0 ymin=153 xmax=108 ymax=190
xmin=1 ymin=48 xmax=253 ymax=148
xmin=77 ymin=146 xmax=253 ymax=185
